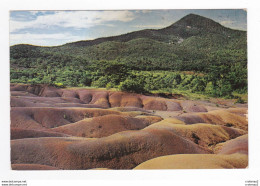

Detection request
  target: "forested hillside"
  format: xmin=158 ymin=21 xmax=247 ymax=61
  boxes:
xmin=10 ymin=14 xmax=247 ymax=100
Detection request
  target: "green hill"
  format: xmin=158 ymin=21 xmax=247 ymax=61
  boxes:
xmin=10 ymin=13 xmax=246 ymax=70
xmin=10 ymin=13 xmax=247 ymax=99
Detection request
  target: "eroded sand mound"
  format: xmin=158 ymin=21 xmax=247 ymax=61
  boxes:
xmin=10 ymin=83 xmax=62 ymax=97
xmin=146 ymin=122 xmax=246 ymax=149
xmin=12 ymin=164 xmax=59 ymax=170
xmin=134 ymin=115 xmax=162 ymax=124
xmin=175 ymin=108 xmax=248 ymax=130
xmin=11 ymin=84 xmax=30 ymax=92
xmin=11 ymin=128 xmax=70 ymax=140
xmin=180 ymin=101 xmax=208 ymax=112
xmin=10 ymin=84 xmax=209 ymax=112
xmin=52 ymin=115 xmax=162 ymax=138
xmin=11 ymin=107 xmax=130 ymax=130
xmin=134 ymin=154 xmax=248 ymax=169
xmin=109 ymin=92 xmax=144 ymax=108
xmin=226 ymin=108 xmax=248 ymax=117
xmin=11 ymin=96 xmax=106 ymax=108
xmin=215 ymin=134 xmax=248 ymax=155
xmin=11 ymin=91 xmax=37 ymax=97
xmin=10 ymin=83 xmax=248 ymax=170
xmin=11 ymin=128 xmax=208 ymax=169
xmin=109 ymin=107 xmax=151 ymax=113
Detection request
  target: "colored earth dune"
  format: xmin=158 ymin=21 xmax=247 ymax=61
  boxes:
xmin=10 ymin=84 xmax=248 ymax=170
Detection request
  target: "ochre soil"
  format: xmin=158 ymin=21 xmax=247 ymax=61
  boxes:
xmin=10 ymin=83 xmax=248 ymax=170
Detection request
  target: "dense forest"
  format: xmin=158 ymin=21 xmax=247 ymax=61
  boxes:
xmin=10 ymin=14 xmax=247 ymax=101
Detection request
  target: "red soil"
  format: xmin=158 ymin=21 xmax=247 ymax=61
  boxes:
xmin=174 ymin=108 xmax=248 ymax=130
xmin=134 ymin=154 xmax=248 ymax=169
xmin=11 ymin=128 xmax=209 ymax=169
xmin=10 ymin=84 xmax=208 ymax=112
xmin=11 ymin=128 xmax=70 ymax=140
xmin=11 ymin=107 xmax=129 ymax=130
xmin=215 ymin=134 xmax=248 ymax=155
xmin=12 ymin=164 xmax=59 ymax=170
xmin=10 ymin=84 xmax=248 ymax=170
xmin=146 ymin=123 xmax=246 ymax=149
xmin=52 ymin=114 xmax=162 ymax=138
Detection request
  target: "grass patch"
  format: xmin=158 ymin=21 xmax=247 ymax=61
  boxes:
xmin=151 ymin=88 xmax=210 ymax=101
xmin=232 ymin=92 xmax=248 ymax=103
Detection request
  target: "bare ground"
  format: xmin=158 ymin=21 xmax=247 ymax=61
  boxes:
xmin=10 ymin=84 xmax=248 ymax=170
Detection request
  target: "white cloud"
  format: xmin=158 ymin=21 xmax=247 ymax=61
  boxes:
xmin=10 ymin=11 xmax=136 ymax=32
xmin=220 ymin=20 xmax=234 ymax=25
xmin=10 ymin=33 xmax=89 ymax=46
xmin=29 ymin=11 xmax=49 ymax=15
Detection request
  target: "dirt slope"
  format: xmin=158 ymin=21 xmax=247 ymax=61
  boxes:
xmin=11 ymin=128 xmax=71 ymax=140
xmin=10 ymin=83 xmax=248 ymax=170
xmin=12 ymin=164 xmax=59 ymax=170
xmin=134 ymin=154 xmax=248 ymax=169
xmin=11 ymin=84 xmax=209 ymax=112
xmin=52 ymin=115 xmax=162 ymax=138
xmin=11 ymin=128 xmax=208 ymax=169
xmin=214 ymin=134 xmax=248 ymax=155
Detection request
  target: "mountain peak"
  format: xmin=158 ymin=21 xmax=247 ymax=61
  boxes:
xmin=158 ymin=13 xmax=230 ymax=38
xmin=173 ymin=13 xmax=223 ymax=30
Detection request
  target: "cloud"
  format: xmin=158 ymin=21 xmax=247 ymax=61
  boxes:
xmin=10 ymin=33 xmax=89 ymax=46
xmin=220 ymin=20 xmax=235 ymax=25
xmin=29 ymin=11 xmax=49 ymax=15
xmin=10 ymin=11 xmax=136 ymax=32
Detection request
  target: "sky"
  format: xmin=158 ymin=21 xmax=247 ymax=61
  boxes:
xmin=9 ymin=9 xmax=247 ymax=46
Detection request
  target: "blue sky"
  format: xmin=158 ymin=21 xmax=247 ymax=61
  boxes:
xmin=9 ymin=9 xmax=247 ymax=46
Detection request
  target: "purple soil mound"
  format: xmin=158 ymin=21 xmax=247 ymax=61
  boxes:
xmin=11 ymin=127 xmax=209 ymax=169
xmin=11 ymin=84 xmax=209 ymax=112
xmin=181 ymin=101 xmax=208 ymax=112
xmin=11 ymin=128 xmax=70 ymax=140
xmin=11 ymin=107 xmax=129 ymax=130
xmin=174 ymin=109 xmax=248 ymax=131
xmin=52 ymin=114 xmax=162 ymax=138
xmin=216 ymin=134 xmax=248 ymax=155
xmin=133 ymin=154 xmax=248 ymax=169
xmin=12 ymin=164 xmax=59 ymax=170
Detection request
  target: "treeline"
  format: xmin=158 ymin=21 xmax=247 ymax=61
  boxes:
xmin=10 ymin=34 xmax=247 ymax=100
xmin=10 ymin=60 xmax=247 ymax=99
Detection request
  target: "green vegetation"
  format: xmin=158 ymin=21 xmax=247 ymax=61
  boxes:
xmin=10 ymin=62 xmax=247 ymax=101
xmin=9 ymin=14 xmax=247 ymax=102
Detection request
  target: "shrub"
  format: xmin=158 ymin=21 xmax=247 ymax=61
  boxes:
xmin=106 ymin=82 xmax=116 ymax=89
xmin=234 ymin=96 xmax=245 ymax=104
xmin=190 ymin=77 xmax=206 ymax=92
xmin=92 ymin=76 xmax=109 ymax=88
xmin=119 ymin=78 xmax=147 ymax=93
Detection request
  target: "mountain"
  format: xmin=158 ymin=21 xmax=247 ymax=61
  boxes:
xmin=10 ymin=13 xmax=247 ymax=72
xmin=64 ymin=13 xmax=245 ymax=47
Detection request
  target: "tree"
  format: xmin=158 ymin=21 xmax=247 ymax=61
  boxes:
xmin=96 ymin=61 xmax=129 ymax=85
xmin=119 ymin=78 xmax=147 ymax=94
